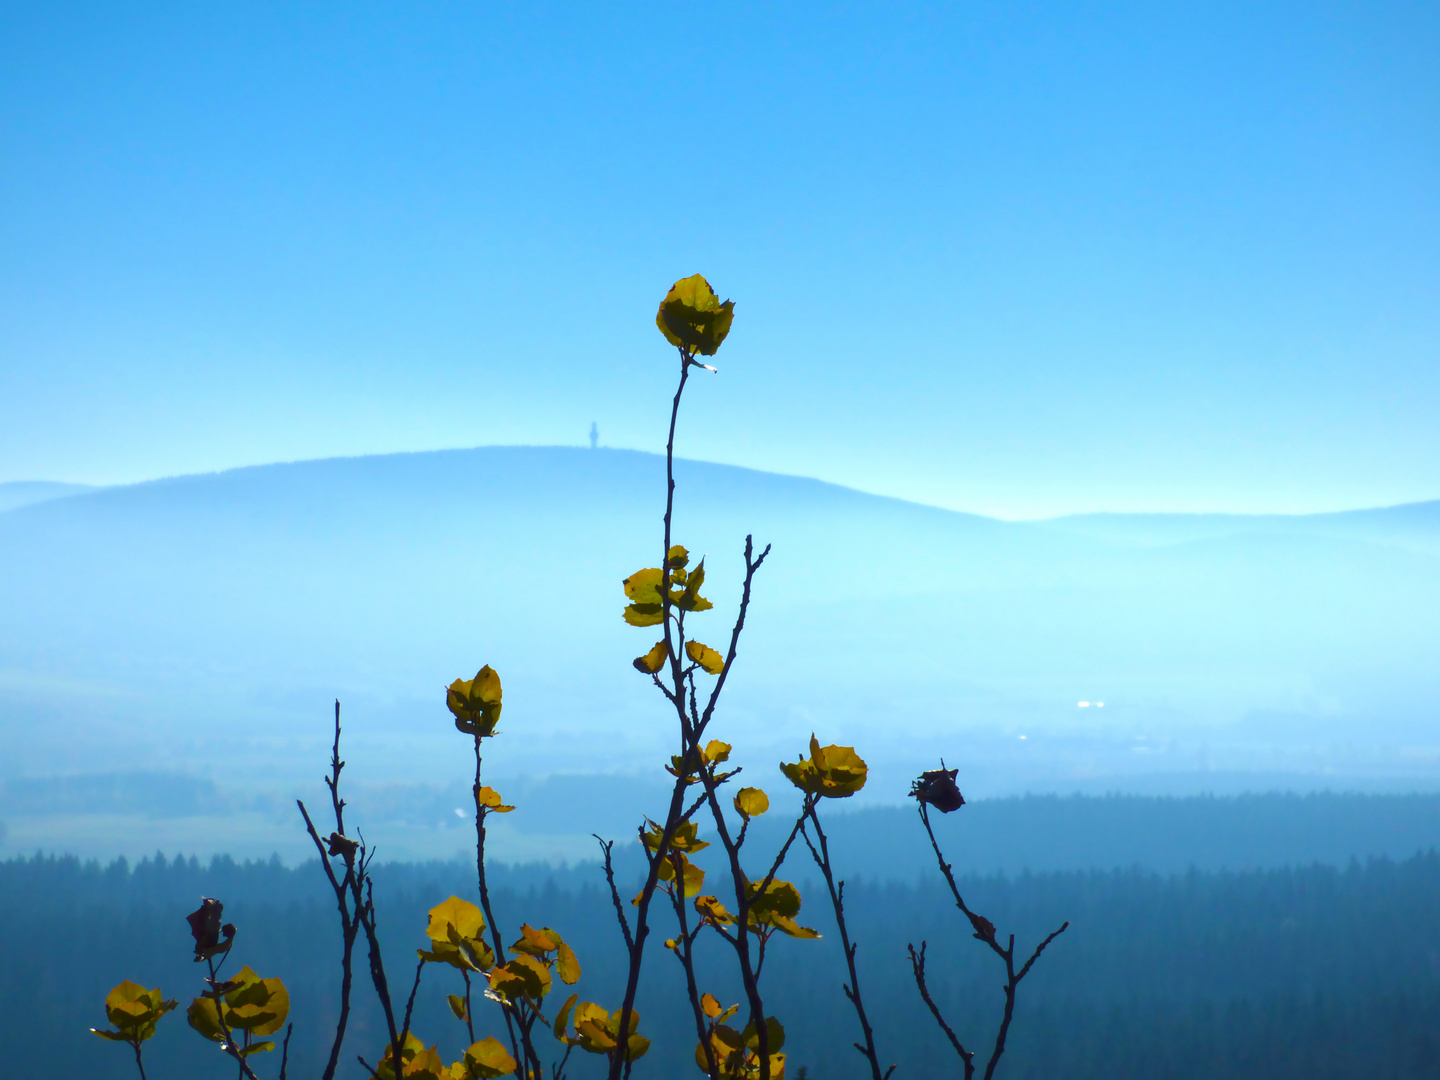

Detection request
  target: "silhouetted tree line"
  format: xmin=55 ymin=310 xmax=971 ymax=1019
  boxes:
xmin=9 ymin=847 xmax=1437 ymax=1078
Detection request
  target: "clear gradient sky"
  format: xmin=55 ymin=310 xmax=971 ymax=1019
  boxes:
xmin=1 ymin=1 xmax=1436 ymax=517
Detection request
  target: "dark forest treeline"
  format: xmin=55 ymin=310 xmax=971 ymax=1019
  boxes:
xmin=6 ymin=848 xmax=1439 ymax=1078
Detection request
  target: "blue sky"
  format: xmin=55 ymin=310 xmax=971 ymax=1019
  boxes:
xmin=1 ymin=1 xmax=1435 ymax=517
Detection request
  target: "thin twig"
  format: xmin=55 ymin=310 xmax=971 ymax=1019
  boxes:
xmin=594 ymin=835 xmax=634 ymax=950
xmin=279 ymin=1024 xmax=293 ymax=1080
xmin=296 ymin=700 xmax=360 ymax=1080
xmin=908 ymin=942 xmax=974 ymax=1080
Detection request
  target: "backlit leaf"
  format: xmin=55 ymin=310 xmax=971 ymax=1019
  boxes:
xmin=426 ymin=897 xmax=486 ymax=944
xmin=556 ymin=940 xmax=581 ymax=985
xmin=733 ymin=787 xmax=769 ymax=818
xmin=553 ymin=993 xmax=578 ymax=1039
xmin=656 ymin=275 xmax=735 ymax=357
xmin=475 ymin=786 xmax=514 ymax=813
xmin=694 ymin=894 xmax=734 ymax=926
xmin=447 ymin=666 xmax=503 ymax=738
xmin=779 ymin=734 xmax=868 ymax=798
xmin=685 ymin=640 xmax=725 ymax=675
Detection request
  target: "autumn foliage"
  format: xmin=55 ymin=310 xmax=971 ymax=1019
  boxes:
xmin=94 ymin=274 xmax=1065 ymax=1080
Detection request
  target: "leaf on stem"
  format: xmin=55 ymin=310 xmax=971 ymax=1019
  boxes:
xmin=447 ymin=666 xmax=503 ymax=737
xmin=462 ymin=1036 xmax=518 ymax=1079
xmin=474 ymin=786 xmax=514 ymax=813
xmin=632 ymin=640 xmax=668 ymax=674
xmin=733 ymin=787 xmax=769 ymax=818
xmin=91 ymin=981 xmax=177 ymax=1044
xmin=779 ymin=735 xmax=868 ymax=798
xmin=685 ymin=640 xmax=726 ymax=674
xmin=656 ymin=275 xmax=735 ymax=358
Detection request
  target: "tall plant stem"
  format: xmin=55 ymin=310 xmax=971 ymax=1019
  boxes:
xmin=473 ymin=737 xmax=524 ymax=1075
xmin=609 ymin=350 xmax=697 ymax=1080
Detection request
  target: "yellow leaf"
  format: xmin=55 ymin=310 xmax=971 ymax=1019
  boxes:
xmin=694 ymin=894 xmax=734 ymax=926
xmin=685 ymin=640 xmax=725 ymax=675
xmin=667 ymin=545 xmax=690 ymax=569
xmin=553 ymin=992 xmax=578 ymax=1039
xmin=475 ymin=786 xmax=514 ymax=813
xmin=446 ymin=994 xmax=467 ymax=1022
xmin=701 ymin=993 xmax=723 ymax=1019
xmin=511 ymin=923 xmax=561 ymax=957
xmin=186 ymin=995 xmax=224 ymax=1043
xmin=772 ymin=913 xmax=822 ymax=939
xmin=642 ymin=819 xmax=709 ymax=854
xmin=632 ymin=641 xmax=668 ymax=674
xmin=425 ymin=897 xmax=485 ymax=944
xmin=779 ymin=734 xmax=869 ymax=798
xmin=556 ymin=940 xmax=581 ymax=985
xmin=463 ymin=1037 xmax=518 ymax=1079
xmin=733 ymin=787 xmax=769 ymax=818
xmin=703 ymin=739 xmax=731 ymax=765
xmin=447 ymin=665 xmax=503 ymax=737
xmin=656 ymin=274 xmax=735 ymax=357
xmin=672 ymin=558 xmax=714 ymax=612
xmin=95 ymin=981 xmax=177 ymax=1043
xmin=505 ymin=954 xmax=552 ymax=1000
xmin=623 ymin=603 xmax=664 ymax=627
xmin=622 ymin=567 xmax=664 ymax=604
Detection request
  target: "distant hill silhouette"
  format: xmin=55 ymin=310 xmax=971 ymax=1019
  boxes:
xmin=0 ymin=446 xmax=1436 ymax=857
xmin=0 ymin=480 xmax=96 ymax=512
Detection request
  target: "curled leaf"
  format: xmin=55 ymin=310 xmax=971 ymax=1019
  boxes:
xmin=632 ymin=641 xmax=668 ymax=674
xmin=694 ymin=894 xmax=734 ymax=926
xmin=911 ymin=763 xmax=965 ymax=813
xmin=186 ymin=898 xmax=235 ymax=960
xmin=447 ymin=665 xmax=503 ymax=737
xmin=685 ymin=640 xmax=725 ymax=675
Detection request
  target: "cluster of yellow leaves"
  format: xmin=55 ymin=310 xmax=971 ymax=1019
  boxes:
xmin=91 ymin=981 xmax=177 ymax=1045
xmin=369 ymin=1032 xmax=517 ymax=1080
xmin=686 ymin=877 xmax=818 ymax=941
xmin=746 ymin=878 xmax=820 ymax=939
xmin=488 ymin=923 xmax=581 ymax=1006
xmin=553 ymin=996 xmax=651 ymax=1063
xmin=186 ymin=966 xmax=290 ymax=1058
xmin=666 ymin=739 xmax=733 ymax=785
xmin=657 ymin=274 xmax=735 ymax=358
xmin=637 ymin=820 xmax=711 ymax=901
xmin=623 ymin=546 xmax=714 ymax=628
xmin=695 ymin=999 xmax=787 ymax=1080
xmin=447 ymin=665 xmax=504 ymax=738
xmin=780 ymin=735 xmax=869 ymax=799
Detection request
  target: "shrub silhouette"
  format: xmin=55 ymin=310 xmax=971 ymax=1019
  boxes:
xmin=94 ymin=275 xmax=1067 ymax=1079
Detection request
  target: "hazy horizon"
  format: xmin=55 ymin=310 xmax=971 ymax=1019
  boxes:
xmin=4 ymin=444 xmax=1437 ymax=523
